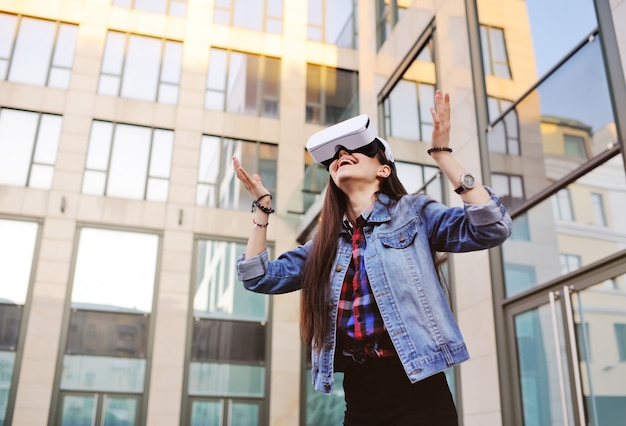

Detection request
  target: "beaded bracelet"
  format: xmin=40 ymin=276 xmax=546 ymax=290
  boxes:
xmin=427 ymin=147 xmax=453 ymax=156
xmin=251 ymin=193 xmax=275 ymax=215
xmin=253 ymin=218 xmax=269 ymax=228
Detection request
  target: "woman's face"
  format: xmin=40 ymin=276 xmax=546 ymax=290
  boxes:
xmin=328 ymin=148 xmax=390 ymax=191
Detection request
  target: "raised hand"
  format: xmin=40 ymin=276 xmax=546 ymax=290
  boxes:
xmin=429 ymin=90 xmax=451 ymax=150
xmin=232 ymin=157 xmax=269 ymax=200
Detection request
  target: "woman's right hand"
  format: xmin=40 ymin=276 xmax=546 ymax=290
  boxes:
xmin=232 ymin=156 xmax=269 ymax=199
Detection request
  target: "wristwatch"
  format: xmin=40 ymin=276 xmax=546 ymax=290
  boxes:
xmin=454 ymin=173 xmax=476 ymax=194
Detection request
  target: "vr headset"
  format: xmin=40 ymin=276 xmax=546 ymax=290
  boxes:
xmin=306 ymin=114 xmax=394 ymax=168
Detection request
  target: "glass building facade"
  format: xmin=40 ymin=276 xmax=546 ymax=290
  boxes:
xmin=0 ymin=0 xmax=624 ymax=425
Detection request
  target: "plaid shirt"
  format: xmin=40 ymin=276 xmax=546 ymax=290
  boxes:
xmin=337 ymin=207 xmax=395 ymax=360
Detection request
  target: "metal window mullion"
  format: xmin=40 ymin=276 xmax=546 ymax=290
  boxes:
xmin=257 ymin=55 xmax=264 ymax=116
xmin=144 ymin=129 xmax=156 ymax=201
xmin=561 ymin=285 xmax=587 ymax=425
xmin=103 ymin=123 xmax=117 ymax=196
xmin=45 ymin=21 xmax=61 ymax=87
xmin=3 ymin=14 xmax=20 ymax=79
xmin=549 ymin=290 xmax=571 ymax=425
xmin=156 ymin=39 xmax=166 ymax=102
xmin=25 ymin=112 xmax=43 ymax=187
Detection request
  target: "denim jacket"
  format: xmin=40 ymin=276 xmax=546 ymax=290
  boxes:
xmin=236 ymin=187 xmax=512 ymax=394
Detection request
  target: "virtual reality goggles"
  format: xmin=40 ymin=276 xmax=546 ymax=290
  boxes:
xmin=306 ymin=114 xmax=394 ymax=168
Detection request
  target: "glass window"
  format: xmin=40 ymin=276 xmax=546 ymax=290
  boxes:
xmin=213 ymin=0 xmax=282 ymax=34
xmin=375 ymin=0 xmax=406 ymax=49
xmin=72 ymin=228 xmax=159 ymax=313
xmin=0 ymin=13 xmax=77 ymax=88
xmin=501 ymin=153 xmax=626 ymax=297
xmin=0 ymin=219 xmax=37 ymax=425
xmin=480 ymin=25 xmax=511 ymax=79
xmin=395 ymin=161 xmax=443 ymax=201
xmin=308 ymin=0 xmax=357 ymax=48
xmin=0 ymin=219 xmax=38 ymax=305
xmin=98 ymin=32 xmax=182 ymax=104
xmin=58 ymin=393 xmax=140 ymax=425
xmin=112 ymin=0 xmax=188 ymax=17
xmin=188 ymin=238 xmax=269 ymax=423
xmin=197 ymin=136 xmax=277 ymax=211
xmin=383 ymin=82 xmax=435 ymax=142
xmin=563 ymin=134 xmax=587 ymax=159
xmin=491 ymin=173 xmax=525 ymax=212
xmin=83 ymin=121 xmax=173 ymax=202
xmin=487 ymin=97 xmax=519 ymax=155
xmin=205 ymin=49 xmax=280 ymax=118
xmin=0 ymin=108 xmax=62 ymax=189
xmin=306 ymin=64 xmax=358 ymax=125
xmin=590 ymin=192 xmax=606 ymax=227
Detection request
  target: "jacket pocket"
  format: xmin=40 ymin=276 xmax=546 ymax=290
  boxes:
xmin=379 ymin=219 xmax=419 ymax=249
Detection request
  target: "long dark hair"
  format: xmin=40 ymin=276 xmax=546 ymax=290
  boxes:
xmin=300 ymin=148 xmax=408 ymax=350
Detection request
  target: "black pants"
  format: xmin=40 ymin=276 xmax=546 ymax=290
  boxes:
xmin=342 ymin=356 xmax=458 ymax=426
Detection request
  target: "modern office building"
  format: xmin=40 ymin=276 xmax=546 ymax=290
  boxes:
xmin=1 ymin=0 xmax=625 ymax=425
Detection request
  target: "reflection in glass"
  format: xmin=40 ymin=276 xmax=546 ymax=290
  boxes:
xmin=188 ymin=362 xmax=265 ymax=398
xmin=306 ymin=64 xmax=358 ymax=125
xmin=67 ymin=310 xmax=148 ymax=358
xmin=502 ymin=154 xmax=625 ymax=297
xmin=99 ymin=32 xmax=182 ymax=104
xmin=60 ymin=394 xmax=96 ymax=426
xmin=0 ymin=219 xmax=38 ymax=305
xmin=395 ymin=161 xmax=442 ymax=202
xmin=192 ymin=320 xmax=266 ymax=363
xmin=572 ymin=277 xmax=626 ymax=425
xmin=230 ymin=402 xmax=259 ymax=426
xmin=0 ymin=305 xmax=21 ymax=350
xmin=489 ymin=36 xmax=615 ymax=199
xmin=83 ymin=121 xmax=173 ymax=201
xmin=305 ymin=370 xmax=344 ymax=426
xmin=61 ymin=355 xmax=146 ymax=392
xmin=103 ymin=396 xmax=137 ymax=426
xmin=194 ymin=239 xmax=267 ymax=320
xmin=205 ymin=49 xmax=280 ymax=117
xmin=213 ymin=0 xmax=282 ymax=34
xmin=0 ymin=352 xmax=15 ymax=423
xmin=196 ymin=137 xmax=277 ymax=211
xmin=308 ymin=0 xmax=357 ymax=48
xmin=191 ymin=400 xmax=222 ymax=425
xmin=5 ymin=17 xmax=77 ymax=89
xmin=72 ymin=228 xmax=159 ymax=313
xmin=515 ymin=305 xmax=573 ymax=426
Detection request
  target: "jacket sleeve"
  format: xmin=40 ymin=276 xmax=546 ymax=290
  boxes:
xmin=421 ymin=186 xmax=512 ymax=253
xmin=236 ymin=240 xmax=312 ymax=294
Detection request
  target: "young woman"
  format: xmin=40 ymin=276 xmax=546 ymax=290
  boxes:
xmin=233 ymin=90 xmax=512 ymax=425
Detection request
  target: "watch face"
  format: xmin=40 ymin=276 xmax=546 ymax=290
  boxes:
xmin=463 ymin=173 xmax=475 ymax=188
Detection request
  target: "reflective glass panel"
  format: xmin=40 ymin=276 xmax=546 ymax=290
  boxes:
xmin=489 ymin=37 xmax=615 ymax=198
xmin=66 ymin=310 xmax=148 ymax=358
xmin=0 ymin=305 xmax=21 ymax=350
xmin=515 ymin=305 xmax=574 ymax=426
xmin=0 ymin=219 xmax=38 ymax=305
xmin=61 ymin=355 xmax=146 ymax=392
xmin=107 ymin=124 xmax=151 ymax=199
xmin=229 ymin=402 xmax=259 ymax=426
xmin=72 ymin=228 xmax=159 ymax=313
xmin=0 ymin=109 xmax=38 ymax=186
xmin=8 ymin=17 xmax=55 ymax=86
xmin=102 ymin=396 xmax=138 ymax=426
xmin=121 ymin=35 xmax=161 ymax=102
xmin=572 ymin=277 xmax=626 ymax=425
xmin=60 ymin=394 xmax=96 ymax=426
xmin=305 ymin=370 xmax=344 ymax=426
xmin=502 ymin=154 xmax=626 ymax=297
xmin=194 ymin=239 xmax=267 ymax=320
xmin=191 ymin=400 xmax=222 ymax=425
xmin=395 ymin=161 xmax=443 ymax=202
xmin=188 ymin=362 xmax=265 ymax=397
xmin=0 ymin=352 xmax=15 ymax=424
xmin=191 ymin=319 xmax=266 ymax=363
xmin=233 ymin=0 xmax=263 ymax=32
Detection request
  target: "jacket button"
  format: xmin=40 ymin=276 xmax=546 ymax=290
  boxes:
xmin=325 ymin=343 xmax=331 ymax=350
xmin=327 ymin=302 xmax=334 ymax=310
xmin=399 ymin=235 xmax=406 ymax=242
xmin=324 ymin=383 xmax=331 ymax=391
xmin=335 ymin=265 xmax=342 ymax=272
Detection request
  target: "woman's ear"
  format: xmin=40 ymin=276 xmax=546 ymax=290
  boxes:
xmin=377 ymin=164 xmax=392 ymax=178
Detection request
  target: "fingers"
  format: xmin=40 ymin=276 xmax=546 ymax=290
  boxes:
xmin=430 ymin=90 xmax=451 ymax=147
xmin=232 ymin=157 xmax=266 ymax=195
